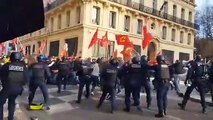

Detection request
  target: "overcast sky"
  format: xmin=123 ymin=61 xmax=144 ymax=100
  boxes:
xmin=196 ymin=0 xmax=213 ymax=10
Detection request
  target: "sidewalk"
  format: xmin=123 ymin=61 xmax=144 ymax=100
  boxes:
xmin=3 ymin=103 xmax=28 ymax=120
xmin=179 ymin=81 xmax=212 ymax=105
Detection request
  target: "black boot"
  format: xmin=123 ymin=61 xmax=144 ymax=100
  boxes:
xmin=202 ymin=107 xmax=206 ymax=114
xmin=155 ymin=113 xmax=164 ymax=118
xmin=123 ymin=108 xmax=130 ymax=112
xmin=178 ymin=103 xmax=185 ymax=110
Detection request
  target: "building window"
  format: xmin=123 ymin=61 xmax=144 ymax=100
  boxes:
xmin=173 ymin=5 xmax=177 ymax=16
xmin=171 ymin=29 xmax=176 ymax=41
xmin=181 ymin=8 xmax=185 ymax=20
xmin=190 ymin=0 xmax=194 ymax=3
xmin=92 ymin=6 xmax=100 ymax=25
xmin=153 ymin=0 xmax=157 ymax=9
xmin=124 ymin=15 xmax=130 ymax=32
xmin=109 ymin=11 xmax=116 ymax=28
xmin=58 ymin=14 xmax=61 ymax=29
xmin=137 ymin=19 xmax=143 ymax=34
xmin=49 ymin=41 xmax=59 ymax=57
xmin=162 ymin=49 xmax=174 ymax=64
xmin=76 ymin=6 xmax=81 ymax=24
xmin=162 ymin=26 xmax=167 ymax=39
xmin=93 ymin=40 xmax=115 ymax=57
xmin=32 ymin=44 xmax=35 ymax=53
xmin=50 ymin=17 xmax=54 ymax=32
xmin=187 ymin=33 xmax=191 ymax=45
xmin=188 ymin=11 xmax=192 ymax=22
xmin=66 ymin=10 xmax=70 ymax=27
xmin=180 ymin=31 xmax=184 ymax=43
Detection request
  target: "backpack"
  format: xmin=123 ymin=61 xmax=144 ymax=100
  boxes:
xmin=160 ymin=64 xmax=170 ymax=80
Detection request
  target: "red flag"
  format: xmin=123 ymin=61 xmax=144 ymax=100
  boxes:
xmin=60 ymin=43 xmax=68 ymax=57
xmin=100 ymin=31 xmax=109 ymax=47
xmin=142 ymin=26 xmax=153 ymax=49
xmin=115 ymin=35 xmax=130 ymax=45
xmin=12 ymin=38 xmax=18 ymax=45
xmin=88 ymin=28 xmax=98 ymax=49
xmin=126 ymin=41 xmax=134 ymax=48
xmin=113 ymin=50 xmax=118 ymax=58
xmin=120 ymin=47 xmax=133 ymax=61
xmin=39 ymin=40 xmax=47 ymax=54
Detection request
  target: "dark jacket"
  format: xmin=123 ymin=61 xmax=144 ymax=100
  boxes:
xmin=0 ymin=61 xmax=29 ymax=88
xmin=101 ymin=64 xmax=118 ymax=87
xmin=29 ymin=62 xmax=51 ymax=82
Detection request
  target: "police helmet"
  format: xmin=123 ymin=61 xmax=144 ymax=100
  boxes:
xmin=132 ymin=56 xmax=140 ymax=64
xmin=141 ymin=55 xmax=148 ymax=64
xmin=195 ymin=55 xmax=202 ymax=62
xmin=10 ymin=52 xmax=22 ymax=62
xmin=110 ymin=59 xmax=118 ymax=66
xmin=37 ymin=55 xmax=45 ymax=62
xmin=156 ymin=55 xmax=165 ymax=64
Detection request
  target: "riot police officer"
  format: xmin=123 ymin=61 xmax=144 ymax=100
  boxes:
xmin=178 ymin=55 xmax=207 ymax=113
xmin=207 ymin=60 xmax=213 ymax=106
xmin=141 ymin=55 xmax=152 ymax=109
xmin=123 ymin=57 xmax=142 ymax=112
xmin=0 ymin=52 xmax=29 ymax=120
xmin=28 ymin=55 xmax=52 ymax=110
xmin=76 ymin=60 xmax=93 ymax=104
xmin=97 ymin=59 xmax=118 ymax=113
xmin=56 ymin=57 xmax=70 ymax=93
xmin=152 ymin=55 xmax=170 ymax=118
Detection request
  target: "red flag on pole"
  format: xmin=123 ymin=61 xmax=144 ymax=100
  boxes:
xmin=115 ymin=35 xmax=130 ymax=45
xmin=88 ymin=28 xmax=98 ymax=49
xmin=142 ymin=26 xmax=153 ymax=49
xmin=39 ymin=40 xmax=47 ymax=54
xmin=60 ymin=43 xmax=68 ymax=57
xmin=12 ymin=38 xmax=18 ymax=45
xmin=120 ymin=47 xmax=133 ymax=61
xmin=100 ymin=31 xmax=109 ymax=47
xmin=113 ymin=49 xmax=118 ymax=58
xmin=126 ymin=41 xmax=134 ymax=48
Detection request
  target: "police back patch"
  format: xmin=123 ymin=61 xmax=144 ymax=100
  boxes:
xmin=131 ymin=64 xmax=141 ymax=68
xmin=106 ymin=69 xmax=116 ymax=73
xmin=9 ymin=65 xmax=24 ymax=72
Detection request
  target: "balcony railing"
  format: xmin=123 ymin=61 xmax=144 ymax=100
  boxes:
xmin=44 ymin=0 xmax=68 ymax=12
xmin=44 ymin=0 xmax=198 ymax=29
xmin=109 ymin=0 xmax=198 ymax=29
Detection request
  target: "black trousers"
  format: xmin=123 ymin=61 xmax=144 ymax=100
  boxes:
xmin=28 ymin=81 xmax=49 ymax=105
xmin=57 ymin=75 xmax=68 ymax=92
xmin=77 ymin=76 xmax=91 ymax=102
xmin=156 ymin=82 xmax=170 ymax=114
xmin=182 ymin=79 xmax=206 ymax=108
xmin=0 ymin=86 xmax=23 ymax=120
xmin=142 ymin=80 xmax=152 ymax=105
xmin=125 ymin=85 xmax=141 ymax=110
xmin=98 ymin=86 xmax=115 ymax=112
xmin=209 ymin=83 xmax=213 ymax=103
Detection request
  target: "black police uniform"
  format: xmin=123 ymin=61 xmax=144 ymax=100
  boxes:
xmin=208 ymin=64 xmax=213 ymax=105
xmin=179 ymin=60 xmax=207 ymax=113
xmin=97 ymin=63 xmax=118 ymax=113
xmin=76 ymin=62 xmax=93 ymax=103
xmin=151 ymin=56 xmax=170 ymax=118
xmin=56 ymin=60 xmax=70 ymax=93
xmin=141 ymin=56 xmax=152 ymax=109
xmin=28 ymin=61 xmax=52 ymax=108
xmin=0 ymin=52 xmax=28 ymax=120
xmin=124 ymin=58 xmax=142 ymax=112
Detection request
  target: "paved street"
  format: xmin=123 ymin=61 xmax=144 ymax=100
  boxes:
xmin=13 ymin=84 xmax=213 ymax=120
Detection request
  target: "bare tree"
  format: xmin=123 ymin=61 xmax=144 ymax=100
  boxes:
xmin=197 ymin=6 xmax=213 ymax=40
